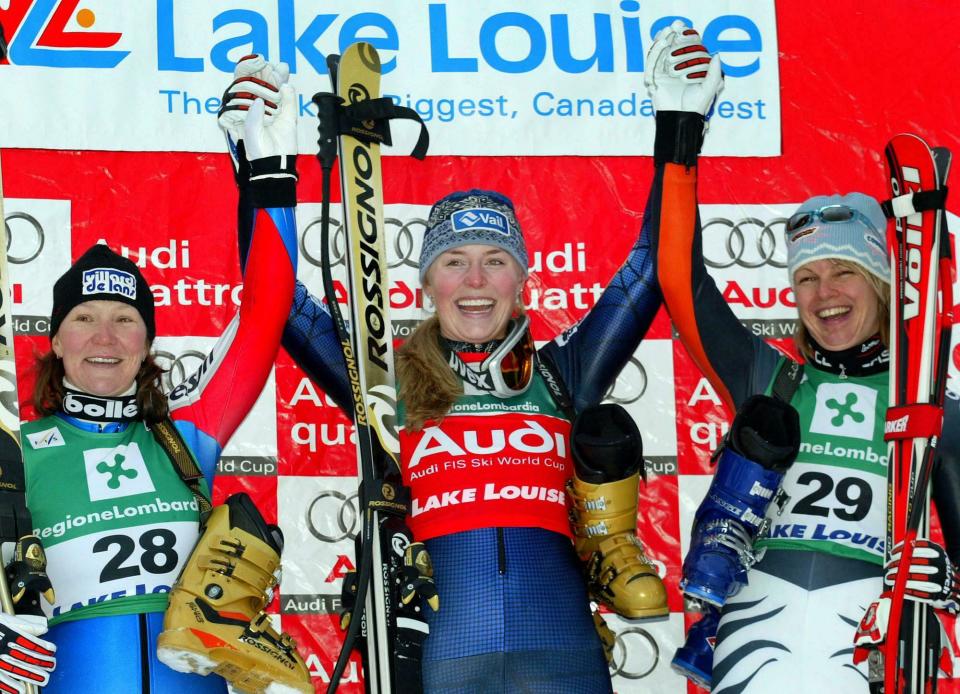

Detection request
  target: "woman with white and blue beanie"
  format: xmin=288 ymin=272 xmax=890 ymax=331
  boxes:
xmin=393 ymin=188 xmax=668 ymax=692
xmin=646 ymin=20 xmax=960 ymax=693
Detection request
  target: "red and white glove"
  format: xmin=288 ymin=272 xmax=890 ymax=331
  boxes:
xmin=0 ymin=612 xmax=56 ymax=693
xmin=217 ymin=54 xmax=293 ymax=178
xmin=643 ymin=19 xmax=723 ymax=116
xmin=243 ymin=84 xmax=298 ymax=166
xmin=218 ymin=54 xmax=290 ymax=141
xmin=885 ymin=539 xmax=960 ymax=613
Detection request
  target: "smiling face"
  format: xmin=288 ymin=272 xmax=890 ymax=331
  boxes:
xmin=52 ymin=300 xmax=149 ymax=396
xmin=425 ymin=244 xmax=526 ymax=344
xmin=793 ymin=259 xmax=881 ymax=352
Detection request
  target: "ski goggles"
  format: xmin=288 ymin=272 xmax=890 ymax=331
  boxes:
xmin=444 ymin=315 xmax=536 ymax=398
xmin=482 ymin=315 xmax=536 ymax=397
xmin=786 ymin=204 xmax=881 ymax=235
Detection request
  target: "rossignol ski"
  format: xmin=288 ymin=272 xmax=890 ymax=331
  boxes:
xmin=0 ymin=148 xmax=43 ymax=694
xmin=854 ymin=134 xmax=953 ymax=693
xmin=310 ymin=43 xmax=431 ymax=693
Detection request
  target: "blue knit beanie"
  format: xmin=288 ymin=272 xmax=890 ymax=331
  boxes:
xmin=419 ymin=190 xmax=528 ymax=281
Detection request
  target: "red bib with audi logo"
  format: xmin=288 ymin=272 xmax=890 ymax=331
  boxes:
xmin=399 ymin=368 xmax=572 ymax=541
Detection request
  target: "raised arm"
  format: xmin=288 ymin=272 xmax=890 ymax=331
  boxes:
xmin=538 ymin=204 xmax=661 ymax=413
xmin=225 ymin=57 xmax=353 ymax=417
xmin=168 ymin=62 xmax=299 ymax=451
xmin=645 ymin=22 xmax=776 ymax=414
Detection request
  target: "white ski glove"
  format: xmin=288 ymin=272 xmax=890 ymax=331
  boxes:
xmin=218 ymin=54 xmax=290 ymax=144
xmin=644 ymin=19 xmax=724 ymax=115
xmin=217 ymin=55 xmax=292 ymax=178
xmin=884 ymin=539 xmax=960 ymax=613
xmin=0 ymin=612 xmax=56 ymax=691
xmin=243 ymin=84 xmax=298 ymax=166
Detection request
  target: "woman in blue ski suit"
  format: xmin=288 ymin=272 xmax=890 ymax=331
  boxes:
xmin=217 ymin=53 xmax=712 ymax=691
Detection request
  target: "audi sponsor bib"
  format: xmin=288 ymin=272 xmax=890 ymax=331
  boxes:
xmin=757 ymin=367 xmax=888 ymax=564
xmin=23 ymin=416 xmax=204 ymax=624
xmin=400 ymin=373 xmax=572 ymax=541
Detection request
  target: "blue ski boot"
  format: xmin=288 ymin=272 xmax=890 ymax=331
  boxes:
xmin=672 ymin=604 xmax=720 ymax=690
xmin=680 ymin=395 xmax=800 ymax=607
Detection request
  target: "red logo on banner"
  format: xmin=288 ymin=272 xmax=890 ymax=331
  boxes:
xmin=325 ymin=555 xmax=356 ymax=583
xmin=672 ymin=343 xmax=730 ymax=475
xmin=1 ymin=0 xmax=126 ymax=67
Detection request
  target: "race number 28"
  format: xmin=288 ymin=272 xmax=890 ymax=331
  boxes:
xmin=93 ymin=529 xmax=179 ymax=582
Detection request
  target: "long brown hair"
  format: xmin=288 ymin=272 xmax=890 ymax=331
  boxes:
xmin=32 ymin=350 xmax=169 ymax=424
xmin=794 ymin=259 xmax=890 ymax=360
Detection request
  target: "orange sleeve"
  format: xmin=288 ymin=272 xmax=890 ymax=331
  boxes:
xmin=656 ymin=163 xmax=736 ymax=415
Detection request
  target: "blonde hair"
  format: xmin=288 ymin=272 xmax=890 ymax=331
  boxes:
xmin=794 ymin=259 xmax=890 ymax=360
xmin=396 ymin=316 xmax=463 ymax=431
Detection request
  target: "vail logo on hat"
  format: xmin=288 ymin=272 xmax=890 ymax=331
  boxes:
xmin=82 ymin=268 xmax=138 ymax=299
xmin=452 ymin=208 xmax=510 ymax=236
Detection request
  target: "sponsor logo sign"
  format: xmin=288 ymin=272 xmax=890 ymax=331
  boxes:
xmin=1 ymin=1 xmax=780 ymax=156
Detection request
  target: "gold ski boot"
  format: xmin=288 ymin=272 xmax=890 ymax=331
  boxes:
xmin=567 ymin=404 xmax=668 ymax=620
xmin=157 ymin=493 xmax=312 ymax=693
xmin=568 ymin=472 xmax=668 ymax=618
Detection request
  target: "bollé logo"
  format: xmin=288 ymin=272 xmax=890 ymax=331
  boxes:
xmin=1 ymin=0 xmax=128 ymax=68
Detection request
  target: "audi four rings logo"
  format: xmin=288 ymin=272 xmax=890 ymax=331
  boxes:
xmin=307 ymin=490 xmax=360 ymax=543
xmin=152 ymin=349 xmax=208 ymax=394
xmin=702 ymin=216 xmax=789 ymax=269
xmin=604 ymin=356 xmax=648 ymax=405
xmin=609 ymin=626 xmax=660 ymax=680
xmin=3 ymin=212 xmax=45 ymax=264
xmin=300 ymin=216 xmax=425 ymax=270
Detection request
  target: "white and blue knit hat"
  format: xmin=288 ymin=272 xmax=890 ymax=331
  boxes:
xmin=419 ymin=190 xmax=528 ymax=281
xmin=785 ymin=192 xmax=889 ymax=284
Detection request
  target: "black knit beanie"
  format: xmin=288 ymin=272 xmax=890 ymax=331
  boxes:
xmin=50 ymin=244 xmax=156 ymax=340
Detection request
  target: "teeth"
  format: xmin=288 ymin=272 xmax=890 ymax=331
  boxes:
xmin=88 ymin=357 xmax=120 ymax=364
xmin=817 ymin=306 xmax=850 ymax=319
xmin=457 ymin=299 xmax=494 ymax=308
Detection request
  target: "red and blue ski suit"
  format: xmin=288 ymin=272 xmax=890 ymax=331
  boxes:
xmin=29 ymin=201 xmax=297 ymax=694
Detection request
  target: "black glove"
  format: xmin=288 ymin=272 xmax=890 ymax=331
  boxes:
xmin=726 ymin=394 xmax=800 ymax=473
xmin=401 ymin=542 xmax=439 ymax=612
xmin=6 ymin=535 xmax=54 ymax=607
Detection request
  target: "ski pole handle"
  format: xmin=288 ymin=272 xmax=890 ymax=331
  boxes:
xmin=312 ymin=91 xmax=342 ymax=172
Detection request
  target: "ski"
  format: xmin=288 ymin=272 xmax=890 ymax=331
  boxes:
xmin=855 ymin=134 xmax=953 ymax=693
xmin=311 ymin=43 xmax=429 ymax=693
xmin=0 ymin=149 xmax=41 ymax=694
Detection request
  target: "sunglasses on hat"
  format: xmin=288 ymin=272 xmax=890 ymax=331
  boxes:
xmin=787 ymin=204 xmax=881 ymax=235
